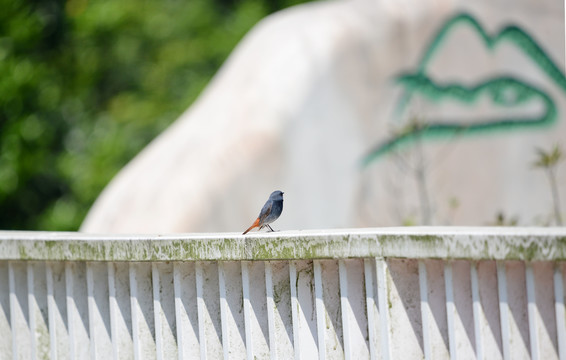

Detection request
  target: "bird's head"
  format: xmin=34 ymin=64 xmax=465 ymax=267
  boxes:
xmin=270 ymin=190 xmax=284 ymax=201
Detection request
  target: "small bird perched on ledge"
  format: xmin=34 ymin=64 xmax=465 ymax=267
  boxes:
xmin=243 ymin=190 xmax=284 ymax=234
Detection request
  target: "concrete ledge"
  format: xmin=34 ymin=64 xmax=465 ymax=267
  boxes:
xmin=1 ymin=227 xmax=565 ymax=261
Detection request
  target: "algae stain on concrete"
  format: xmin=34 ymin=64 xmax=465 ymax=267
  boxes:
xmin=18 ymin=245 xmax=29 ymax=260
xmin=273 ymin=276 xmax=290 ymax=304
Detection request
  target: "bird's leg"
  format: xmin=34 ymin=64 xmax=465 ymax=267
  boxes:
xmin=266 ymin=224 xmax=274 ymax=232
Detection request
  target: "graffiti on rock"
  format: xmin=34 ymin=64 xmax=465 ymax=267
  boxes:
xmin=363 ymin=13 xmax=566 ymax=166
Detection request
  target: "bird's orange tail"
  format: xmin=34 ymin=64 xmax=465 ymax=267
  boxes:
xmin=243 ymin=218 xmax=260 ymax=235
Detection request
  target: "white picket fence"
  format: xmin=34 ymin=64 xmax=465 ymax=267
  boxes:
xmin=1 ymin=227 xmax=565 ymax=359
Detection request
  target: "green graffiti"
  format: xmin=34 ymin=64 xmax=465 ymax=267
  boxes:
xmin=418 ymin=14 xmax=566 ymax=87
xmin=363 ymin=13 xmax=566 ymax=166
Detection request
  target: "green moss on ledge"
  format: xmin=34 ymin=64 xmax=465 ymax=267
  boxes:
xmin=1 ymin=228 xmax=565 ymax=262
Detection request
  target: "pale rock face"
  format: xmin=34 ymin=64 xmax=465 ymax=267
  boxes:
xmin=81 ymin=0 xmax=566 ymax=233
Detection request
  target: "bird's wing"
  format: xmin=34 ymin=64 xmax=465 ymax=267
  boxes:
xmin=258 ymin=201 xmax=273 ymax=223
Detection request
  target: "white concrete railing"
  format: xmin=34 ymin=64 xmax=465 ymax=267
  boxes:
xmin=1 ymin=227 xmax=566 ymax=360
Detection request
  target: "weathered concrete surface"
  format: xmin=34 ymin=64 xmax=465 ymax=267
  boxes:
xmin=1 ymin=227 xmax=566 ymax=261
xmin=81 ymin=0 xmax=565 ymax=233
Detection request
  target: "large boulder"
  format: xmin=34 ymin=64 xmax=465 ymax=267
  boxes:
xmin=81 ymin=0 xmax=566 ymax=233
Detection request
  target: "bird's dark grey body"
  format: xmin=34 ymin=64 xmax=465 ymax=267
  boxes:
xmin=243 ymin=190 xmax=284 ymax=234
xmin=258 ymin=191 xmax=284 ymax=228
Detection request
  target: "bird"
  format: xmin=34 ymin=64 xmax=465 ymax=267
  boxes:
xmin=242 ymin=190 xmax=284 ymax=234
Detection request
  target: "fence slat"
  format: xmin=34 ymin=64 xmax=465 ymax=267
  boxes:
xmin=27 ymin=264 xmax=37 ymax=360
xmin=289 ymin=261 xmax=300 ymax=360
xmin=526 ymin=262 xmax=540 ymax=360
xmin=218 ymin=262 xmax=229 ymax=359
xmin=497 ymin=261 xmax=511 ymax=360
xmin=9 ymin=262 xmax=18 ymax=360
xmin=195 ymin=262 xmax=206 ymax=360
xmin=264 ymin=262 xmax=277 ymax=360
xmin=108 ymin=263 xmax=118 ymax=360
xmin=364 ymin=259 xmax=377 ymax=360
xmin=470 ymin=262 xmax=483 ymax=360
xmin=339 ymin=260 xmax=351 ymax=360
xmin=47 ymin=263 xmax=58 ymax=360
xmin=87 ymin=263 xmax=97 ymax=360
xmin=173 ymin=263 xmax=184 ymax=360
xmin=152 ymin=263 xmax=164 ymax=360
xmin=419 ymin=261 xmax=432 ymax=360
xmin=65 ymin=263 xmax=77 ymax=360
xmin=445 ymin=262 xmax=456 ymax=360
xmin=10 ymin=262 xmax=31 ymax=360
xmin=376 ymin=259 xmax=391 ymax=360
xmin=314 ymin=260 xmax=326 ymax=360
xmin=129 ymin=264 xmax=141 ymax=360
xmin=0 ymin=263 xmax=12 ymax=359
xmin=242 ymin=261 xmax=252 ymax=360
xmin=555 ymin=264 xmax=566 ymax=360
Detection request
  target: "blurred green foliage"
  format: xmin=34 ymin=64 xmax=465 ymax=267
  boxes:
xmin=0 ymin=0 xmax=312 ymax=230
